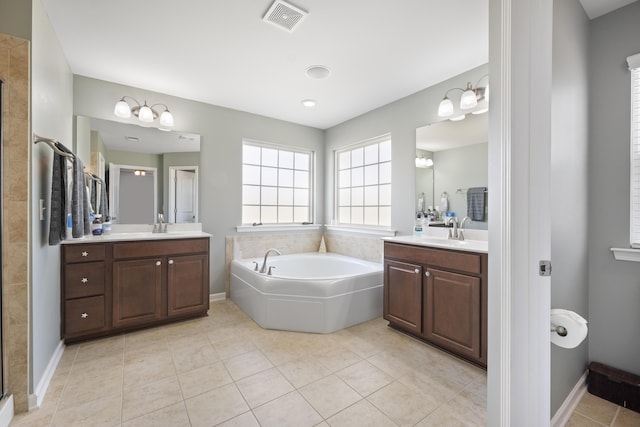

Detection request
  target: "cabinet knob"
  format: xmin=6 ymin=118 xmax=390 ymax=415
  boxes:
xmin=425 ymin=271 xmax=431 ymax=277
xmin=414 ymin=268 xmax=420 ymax=274
xmin=81 ymin=251 xmax=88 ymax=257
xmin=81 ymin=277 xmax=88 ymax=284
xmin=156 ymin=261 xmax=161 ymax=266
xmin=168 ymin=259 xmax=174 ymax=265
xmin=81 ymin=313 xmax=88 ymax=319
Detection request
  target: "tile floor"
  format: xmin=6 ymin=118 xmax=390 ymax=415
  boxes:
xmin=10 ymin=300 xmax=487 ymax=427
xmin=567 ymin=392 xmax=640 ymax=426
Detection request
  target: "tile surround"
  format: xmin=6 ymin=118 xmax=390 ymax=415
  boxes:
xmin=1 ymin=32 xmax=30 ymax=413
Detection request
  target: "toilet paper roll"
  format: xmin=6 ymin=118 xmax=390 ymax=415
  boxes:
xmin=550 ymin=309 xmax=588 ymax=349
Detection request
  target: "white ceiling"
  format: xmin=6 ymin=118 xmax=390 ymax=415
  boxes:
xmin=41 ymin=1 xmax=633 ymax=131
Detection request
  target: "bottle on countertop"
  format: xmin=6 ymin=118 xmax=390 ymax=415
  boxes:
xmin=102 ymin=216 xmax=112 ymax=235
xmin=414 ymin=212 xmax=424 ymax=235
xmin=91 ymin=214 xmax=103 ymax=235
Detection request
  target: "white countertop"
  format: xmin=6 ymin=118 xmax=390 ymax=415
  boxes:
xmin=59 ymin=223 xmax=211 ymax=244
xmin=383 ymin=229 xmax=488 ymax=254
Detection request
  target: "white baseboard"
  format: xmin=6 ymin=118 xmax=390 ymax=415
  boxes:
xmin=551 ymin=370 xmax=588 ymax=427
xmin=210 ymin=292 xmax=226 ymax=302
xmin=29 ymin=340 xmax=65 ymax=410
xmin=0 ymin=395 xmax=14 ymax=427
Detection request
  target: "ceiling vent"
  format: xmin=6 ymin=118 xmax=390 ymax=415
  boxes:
xmin=262 ymin=0 xmax=308 ymax=33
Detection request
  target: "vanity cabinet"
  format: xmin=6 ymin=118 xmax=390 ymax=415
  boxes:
xmin=383 ymin=241 xmax=487 ymax=367
xmin=61 ymin=237 xmax=209 ymax=342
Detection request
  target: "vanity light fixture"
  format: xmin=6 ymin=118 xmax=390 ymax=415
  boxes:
xmin=437 ymin=74 xmax=489 ymax=120
xmin=114 ymin=96 xmax=174 ymax=130
xmin=415 ymin=155 xmax=434 ymax=168
xmin=133 ymin=170 xmax=146 ymax=176
xmin=301 ymin=99 xmax=317 ymax=107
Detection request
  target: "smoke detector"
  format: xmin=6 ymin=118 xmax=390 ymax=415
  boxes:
xmin=262 ymin=0 xmax=308 ymax=33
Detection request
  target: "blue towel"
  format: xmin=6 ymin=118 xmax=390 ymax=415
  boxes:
xmin=48 ymin=142 xmax=73 ymax=245
xmin=467 ymin=187 xmax=487 ymax=221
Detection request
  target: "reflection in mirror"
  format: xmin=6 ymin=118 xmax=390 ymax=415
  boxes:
xmin=416 ymin=113 xmax=488 ymax=230
xmin=75 ymin=116 xmax=201 ymax=224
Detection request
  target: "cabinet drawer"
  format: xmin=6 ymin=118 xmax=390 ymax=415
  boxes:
xmin=64 ymin=244 xmax=106 ymax=263
xmin=64 ymin=262 xmax=105 ymax=299
xmin=384 ymin=242 xmax=482 ymax=275
xmin=113 ymin=238 xmax=208 ymax=259
xmin=65 ymin=295 xmax=106 ymax=336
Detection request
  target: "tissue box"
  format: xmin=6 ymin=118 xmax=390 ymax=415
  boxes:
xmin=588 ymin=362 xmax=640 ymax=413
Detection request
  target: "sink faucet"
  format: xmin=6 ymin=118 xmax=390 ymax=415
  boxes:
xmin=460 ymin=216 xmax=472 ymax=230
xmin=448 ymin=218 xmax=465 ymax=241
xmin=259 ymin=248 xmax=281 ymax=273
xmin=153 ymin=213 xmax=167 ymax=233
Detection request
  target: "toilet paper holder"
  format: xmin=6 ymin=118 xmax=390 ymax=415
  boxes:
xmin=551 ymin=324 xmax=568 ymax=337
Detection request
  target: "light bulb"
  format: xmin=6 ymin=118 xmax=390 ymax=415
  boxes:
xmin=460 ymin=84 xmax=478 ymax=110
xmin=159 ymin=110 xmax=174 ymax=127
xmin=438 ymin=97 xmax=454 ymax=117
xmin=138 ymin=104 xmax=154 ymax=123
xmin=114 ymin=99 xmax=132 ymax=118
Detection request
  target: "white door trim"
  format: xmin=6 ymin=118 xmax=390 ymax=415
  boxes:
xmin=488 ymin=0 xmax=552 ymax=425
xmin=168 ymin=166 xmax=199 ymax=223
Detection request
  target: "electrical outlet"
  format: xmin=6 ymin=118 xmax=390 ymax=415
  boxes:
xmin=39 ymin=199 xmax=45 ymax=221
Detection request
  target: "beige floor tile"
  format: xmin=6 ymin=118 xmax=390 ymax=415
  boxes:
xmin=184 ymin=383 xmax=249 ymax=427
xmin=335 ymin=360 xmax=394 ymax=397
xmin=212 ymin=335 xmax=258 ymax=360
xmin=327 ymin=399 xmax=397 ymax=427
xmin=122 ymin=401 xmax=190 ymax=427
xmin=332 ymin=332 xmax=382 ymax=359
xmin=368 ymin=380 xmax=440 ymax=426
xmin=122 ymin=375 xmax=183 ymax=421
xmin=178 ymin=361 xmax=233 ymax=399
xmin=123 ymin=349 xmax=176 ymax=387
xmin=260 ymin=341 xmax=311 ymax=366
xmin=252 ymin=391 xmax=323 ymax=427
xmin=58 ymin=371 xmax=123 ymax=411
xmin=575 ymin=393 xmax=619 ymax=425
xmin=277 ymin=356 xmax=333 ymax=388
xmin=299 ymin=374 xmax=362 ymax=419
xmin=73 ymin=335 xmax=124 ymax=363
xmin=566 ymin=412 xmax=608 ymax=427
xmin=51 ymin=394 xmax=121 ymax=427
xmin=415 ymin=403 xmax=484 ymax=427
xmin=396 ymin=370 xmax=459 ymax=406
xmin=224 ymin=349 xmax=273 ymax=380
xmin=9 ymin=405 xmax=56 ymax=427
xmin=317 ymin=346 xmax=363 ymax=373
xmin=614 ymin=407 xmax=640 ymax=426
xmin=366 ymin=350 xmax=414 ymax=379
xmin=123 ymin=327 xmax=168 ymax=352
xmin=170 ymin=340 xmax=220 ymax=373
xmin=236 ymin=367 xmax=295 ymax=408
xmin=216 ymin=411 xmax=261 ymax=427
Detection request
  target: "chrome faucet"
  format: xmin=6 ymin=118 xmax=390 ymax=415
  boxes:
xmin=448 ymin=217 xmax=465 ymax=240
xmin=153 ymin=213 xmax=167 ymax=233
xmin=259 ymin=248 xmax=281 ymax=273
xmin=460 ymin=216 xmax=472 ymax=230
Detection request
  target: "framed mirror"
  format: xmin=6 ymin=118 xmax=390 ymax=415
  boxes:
xmin=415 ymin=113 xmax=488 ymax=230
xmin=75 ymin=116 xmax=201 ymax=224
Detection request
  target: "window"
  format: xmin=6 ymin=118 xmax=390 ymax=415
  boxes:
xmin=336 ymin=134 xmax=392 ymax=227
xmin=629 ymin=53 xmax=640 ymax=248
xmin=242 ymin=140 xmax=313 ymax=225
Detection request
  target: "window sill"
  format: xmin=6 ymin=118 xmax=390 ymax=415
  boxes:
xmin=236 ymin=224 xmax=321 ymax=233
xmin=324 ymin=224 xmax=397 ymax=237
xmin=611 ymin=247 xmax=640 ymax=262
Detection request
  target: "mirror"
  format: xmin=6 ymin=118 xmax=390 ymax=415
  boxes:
xmin=415 ymin=113 xmax=488 ymax=230
xmin=75 ymin=116 xmax=201 ymax=224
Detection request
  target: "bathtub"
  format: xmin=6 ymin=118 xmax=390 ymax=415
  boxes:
xmin=230 ymin=252 xmax=383 ymax=333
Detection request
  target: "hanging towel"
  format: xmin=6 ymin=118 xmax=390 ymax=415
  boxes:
xmin=467 ymin=187 xmax=487 ymax=221
xmin=71 ymin=157 xmax=91 ymax=238
xmin=48 ymin=142 xmax=73 ymax=245
xmin=98 ymin=178 xmax=109 ymax=219
xmin=89 ymin=176 xmax=97 ymax=214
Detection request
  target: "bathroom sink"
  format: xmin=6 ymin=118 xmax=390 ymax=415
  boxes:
xmin=384 ymin=234 xmax=488 ymax=253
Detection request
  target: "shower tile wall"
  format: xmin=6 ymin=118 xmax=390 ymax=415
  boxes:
xmin=0 ymin=33 xmax=30 ymax=411
xmin=323 ymin=231 xmax=383 ymax=263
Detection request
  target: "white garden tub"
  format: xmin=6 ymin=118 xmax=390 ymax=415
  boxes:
xmin=230 ymin=252 xmax=383 ymax=333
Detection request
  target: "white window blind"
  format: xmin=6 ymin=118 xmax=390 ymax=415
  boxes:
xmin=335 ymin=134 xmax=392 ymax=227
xmin=628 ymin=53 xmax=640 ymax=248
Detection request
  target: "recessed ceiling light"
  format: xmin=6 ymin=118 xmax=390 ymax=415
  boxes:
xmin=301 ymin=99 xmax=317 ymax=107
xmin=305 ymin=65 xmax=331 ymax=80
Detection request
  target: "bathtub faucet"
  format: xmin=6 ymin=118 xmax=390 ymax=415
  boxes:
xmin=259 ymin=248 xmax=281 ymax=273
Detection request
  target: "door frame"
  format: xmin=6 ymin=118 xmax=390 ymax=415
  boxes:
xmin=488 ymin=0 xmax=552 ymax=425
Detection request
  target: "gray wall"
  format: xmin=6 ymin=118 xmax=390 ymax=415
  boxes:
xmin=30 ymin=0 xmax=74 ymax=396
xmin=324 ymin=65 xmax=489 ymax=235
xmin=433 ymin=143 xmax=488 ymax=230
xmin=550 ymin=0 xmax=590 ymax=416
xmin=73 ymin=75 xmax=325 ymax=294
xmin=588 ymin=1 xmax=640 ymax=376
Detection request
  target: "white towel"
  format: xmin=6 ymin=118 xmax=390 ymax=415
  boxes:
xmin=440 ymin=196 xmax=448 ymax=213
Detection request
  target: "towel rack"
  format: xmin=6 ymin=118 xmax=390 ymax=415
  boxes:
xmin=84 ymin=172 xmax=102 ymax=182
xmin=456 ymin=188 xmax=488 ymax=194
xmin=33 ymin=133 xmax=75 ymax=158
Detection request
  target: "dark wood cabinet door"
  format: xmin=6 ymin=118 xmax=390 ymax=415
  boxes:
xmin=384 ymin=259 xmax=423 ymax=334
xmin=423 ymin=268 xmax=481 ymax=361
xmin=167 ymin=254 xmax=209 ymax=317
xmin=112 ymin=258 xmax=163 ymax=328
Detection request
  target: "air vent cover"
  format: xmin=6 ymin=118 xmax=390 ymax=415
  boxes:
xmin=262 ymin=0 xmax=307 ymax=33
